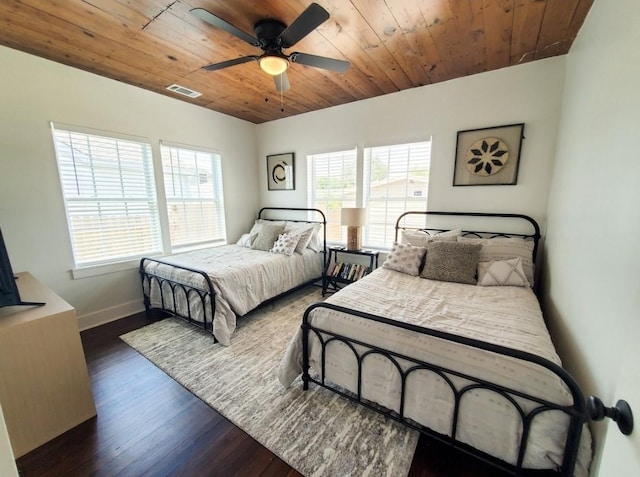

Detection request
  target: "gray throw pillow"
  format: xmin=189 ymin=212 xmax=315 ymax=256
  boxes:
xmin=251 ymin=223 xmax=285 ymax=251
xmin=420 ymin=241 xmax=481 ymax=285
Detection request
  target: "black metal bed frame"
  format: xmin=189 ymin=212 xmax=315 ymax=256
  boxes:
xmin=301 ymin=211 xmax=587 ymax=477
xmin=140 ymin=207 xmax=327 ymax=339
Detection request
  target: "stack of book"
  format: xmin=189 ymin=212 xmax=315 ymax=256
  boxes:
xmin=327 ymin=262 xmax=369 ymax=281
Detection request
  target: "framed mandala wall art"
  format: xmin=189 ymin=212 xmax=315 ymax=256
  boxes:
xmin=267 ymin=152 xmax=295 ymax=190
xmin=453 ymin=123 xmax=525 ymax=186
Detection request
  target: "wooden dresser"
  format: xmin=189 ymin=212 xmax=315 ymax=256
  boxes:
xmin=0 ymin=272 xmax=96 ymax=458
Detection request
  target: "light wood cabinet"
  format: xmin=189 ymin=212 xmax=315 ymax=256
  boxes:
xmin=0 ymin=272 xmax=96 ymax=458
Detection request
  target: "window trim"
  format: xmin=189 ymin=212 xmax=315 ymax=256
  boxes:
xmin=50 ymin=124 xmax=228 ymax=278
xmin=307 ymin=147 xmax=358 ymax=245
xmin=159 ymin=141 xmax=227 ymax=252
xmin=71 ymin=258 xmax=148 ymax=279
xmin=51 ymin=123 xmax=162 ymax=273
xmin=308 ymin=139 xmax=432 ymax=250
xmin=363 ymin=140 xmax=431 ymax=249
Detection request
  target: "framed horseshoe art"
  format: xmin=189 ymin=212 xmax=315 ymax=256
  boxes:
xmin=267 ymin=152 xmax=295 ymax=190
xmin=453 ymin=123 xmax=525 ymax=186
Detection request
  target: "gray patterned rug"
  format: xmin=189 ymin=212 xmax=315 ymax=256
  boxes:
xmin=121 ymin=285 xmax=418 ymax=477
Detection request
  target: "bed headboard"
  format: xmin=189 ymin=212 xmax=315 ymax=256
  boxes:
xmin=257 ymin=207 xmax=326 ymax=225
xmin=257 ymin=207 xmax=328 ymax=266
xmin=395 ymin=211 xmax=541 ymax=263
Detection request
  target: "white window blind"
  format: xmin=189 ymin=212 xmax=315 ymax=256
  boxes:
xmin=364 ymin=141 xmax=431 ymax=248
xmin=52 ymin=127 xmax=162 ymax=267
xmin=307 ymin=148 xmax=357 ymax=243
xmin=160 ymin=144 xmax=226 ymax=250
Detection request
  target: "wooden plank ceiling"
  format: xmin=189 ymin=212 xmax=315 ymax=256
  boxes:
xmin=0 ymin=0 xmax=593 ymax=124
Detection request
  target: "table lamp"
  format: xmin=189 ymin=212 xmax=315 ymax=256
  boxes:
xmin=341 ymin=207 xmax=366 ymax=251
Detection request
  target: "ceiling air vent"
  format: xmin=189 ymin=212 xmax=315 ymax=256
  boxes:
xmin=166 ymin=84 xmax=202 ymax=98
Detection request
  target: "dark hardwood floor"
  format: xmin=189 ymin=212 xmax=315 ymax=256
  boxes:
xmin=16 ymin=310 xmax=558 ymax=477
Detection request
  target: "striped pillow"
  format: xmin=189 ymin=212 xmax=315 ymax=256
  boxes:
xmin=458 ymin=236 xmax=535 ymax=286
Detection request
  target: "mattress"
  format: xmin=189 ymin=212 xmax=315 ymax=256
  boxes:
xmin=278 ymin=267 xmax=592 ymax=475
xmin=143 ymin=244 xmax=323 ymax=345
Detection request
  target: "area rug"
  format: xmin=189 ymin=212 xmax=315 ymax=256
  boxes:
xmin=121 ymin=286 xmax=419 ymax=477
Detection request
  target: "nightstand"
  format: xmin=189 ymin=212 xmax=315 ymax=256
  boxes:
xmin=322 ymin=247 xmax=379 ymax=296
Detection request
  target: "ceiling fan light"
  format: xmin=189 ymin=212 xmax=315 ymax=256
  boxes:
xmin=259 ymin=55 xmax=289 ymax=76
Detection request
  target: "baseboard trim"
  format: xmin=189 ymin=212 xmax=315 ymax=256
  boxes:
xmin=77 ymin=300 xmax=145 ymax=331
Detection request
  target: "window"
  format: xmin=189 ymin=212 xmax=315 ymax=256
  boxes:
xmin=307 ymin=140 xmax=431 ymax=249
xmin=307 ymin=148 xmax=357 ymax=242
xmin=160 ymin=144 xmax=226 ymax=251
xmin=52 ymin=125 xmax=228 ymax=272
xmin=52 ymin=126 xmax=161 ymax=267
xmin=364 ymin=141 xmax=431 ymax=248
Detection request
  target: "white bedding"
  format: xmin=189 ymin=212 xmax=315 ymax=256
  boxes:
xmin=143 ymin=244 xmax=323 ymax=345
xmin=278 ymin=268 xmax=592 ymax=475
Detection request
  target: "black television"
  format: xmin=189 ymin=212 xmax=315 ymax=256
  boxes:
xmin=0 ymin=228 xmax=44 ymax=308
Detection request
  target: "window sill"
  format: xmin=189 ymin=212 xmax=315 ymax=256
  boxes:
xmin=71 ymin=241 xmax=226 ymax=279
xmin=72 ymin=258 xmax=145 ymax=280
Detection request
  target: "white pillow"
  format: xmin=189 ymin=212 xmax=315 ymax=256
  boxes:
xmin=437 ymin=228 xmax=462 ymax=238
xmin=284 ymin=222 xmax=316 ymax=253
xmin=305 ymin=223 xmax=323 ymax=252
xmin=236 ymin=233 xmax=257 ymax=248
xmin=458 ymin=237 xmax=535 ymax=286
xmin=400 ymin=229 xmax=459 ymax=247
xmin=477 ymin=258 xmax=530 ymax=287
xmin=270 ymin=233 xmax=300 ymax=256
xmin=382 ymin=242 xmax=426 ymax=276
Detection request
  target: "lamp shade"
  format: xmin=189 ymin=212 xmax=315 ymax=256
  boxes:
xmin=259 ymin=55 xmax=289 ymax=76
xmin=341 ymin=207 xmax=367 ymax=226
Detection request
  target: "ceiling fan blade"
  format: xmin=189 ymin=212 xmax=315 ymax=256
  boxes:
xmin=290 ymin=52 xmax=350 ymax=73
xmin=202 ymin=56 xmax=258 ymax=71
xmin=274 ymin=72 xmax=290 ymax=92
xmin=191 ymin=8 xmax=260 ymax=47
xmin=277 ymin=3 xmax=329 ymax=48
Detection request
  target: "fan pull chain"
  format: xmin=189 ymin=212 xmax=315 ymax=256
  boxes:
xmin=280 ymin=77 xmax=284 ymax=112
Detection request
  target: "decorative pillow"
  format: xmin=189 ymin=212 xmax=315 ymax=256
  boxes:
xmin=251 ymin=223 xmax=285 ymax=251
xmin=270 ymin=233 xmax=301 ymax=256
xmin=400 ymin=229 xmax=459 ymax=247
xmin=420 ymin=241 xmax=481 ymax=285
xmin=284 ymin=221 xmax=316 ymax=253
xmin=236 ymin=233 xmax=257 ymax=248
xmin=477 ymin=258 xmax=529 ymax=287
xmin=458 ymin=237 xmax=535 ymax=286
xmin=382 ymin=243 xmax=426 ymax=276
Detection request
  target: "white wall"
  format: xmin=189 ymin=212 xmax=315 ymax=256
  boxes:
xmin=256 ymin=57 xmax=567 ymax=230
xmin=543 ymin=0 xmax=640 ymax=475
xmin=0 ymin=45 xmax=259 ymax=329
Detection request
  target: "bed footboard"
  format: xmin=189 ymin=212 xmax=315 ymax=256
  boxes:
xmin=139 ymin=257 xmax=217 ymax=336
xmin=301 ymin=302 xmax=587 ymax=477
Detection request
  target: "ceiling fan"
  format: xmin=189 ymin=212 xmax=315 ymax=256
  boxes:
xmin=191 ymin=3 xmax=350 ymax=92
